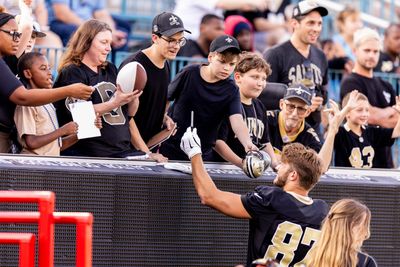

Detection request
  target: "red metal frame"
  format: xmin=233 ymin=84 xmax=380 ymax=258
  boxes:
xmin=0 ymin=211 xmax=93 ymax=267
xmin=0 ymin=232 xmax=35 ymax=267
xmin=0 ymin=191 xmax=55 ymax=267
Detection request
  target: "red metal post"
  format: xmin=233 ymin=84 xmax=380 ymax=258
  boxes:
xmin=0 ymin=191 xmax=55 ymax=267
xmin=0 ymin=232 xmax=35 ymax=267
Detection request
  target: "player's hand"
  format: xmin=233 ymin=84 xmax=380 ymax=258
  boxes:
xmin=61 ymin=121 xmax=78 ymax=136
xmin=180 ymin=127 xmax=202 ymax=159
xmin=244 ymin=142 xmax=258 ymax=153
xmin=148 ymin=152 xmax=168 ymax=163
xmin=67 ymin=83 xmax=94 ymax=100
xmin=309 ymin=96 xmax=324 ymax=112
xmin=163 ymin=114 xmax=175 ymax=131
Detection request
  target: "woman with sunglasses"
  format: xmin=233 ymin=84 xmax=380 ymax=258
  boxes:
xmin=0 ymin=12 xmax=93 ymax=153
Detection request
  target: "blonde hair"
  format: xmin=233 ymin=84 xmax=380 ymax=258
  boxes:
xmin=307 ymin=198 xmax=371 ymax=267
xmin=353 ymin=27 xmax=381 ymax=48
xmin=58 ymin=19 xmax=111 ymax=72
xmin=342 ymin=91 xmax=369 ymax=108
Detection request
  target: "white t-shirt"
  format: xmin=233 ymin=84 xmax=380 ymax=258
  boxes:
xmin=173 ymin=0 xmax=223 ymax=40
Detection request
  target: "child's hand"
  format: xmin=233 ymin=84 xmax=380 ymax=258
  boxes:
xmin=94 ymin=113 xmax=103 ymax=129
xmin=343 ymin=90 xmax=360 ymax=112
xmin=61 ymin=122 xmax=78 ymax=136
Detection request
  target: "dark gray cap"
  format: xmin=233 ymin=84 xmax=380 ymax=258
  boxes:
xmin=152 ymin=12 xmax=191 ymax=37
xmin=284 ymin=83 xmax=313 ymax=106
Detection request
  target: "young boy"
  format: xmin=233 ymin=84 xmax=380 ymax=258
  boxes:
xmin=334 ymin=91 xmax=400 ymax=168
xmin=13 ymin=52 xmax=95 ymax=156
xmin=160 ymin=35 xmax=256 ymax=160
xmin=214 ymin=53 xmax=278 ymax=168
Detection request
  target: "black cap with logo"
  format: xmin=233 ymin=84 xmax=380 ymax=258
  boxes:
xmin=152 ymin=12 xmax=191 ymax=37
xmin=209 ymin=34 xmax=241 ymax=53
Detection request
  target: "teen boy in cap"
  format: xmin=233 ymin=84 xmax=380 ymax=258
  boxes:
xmin=119 ymin=12 xmax=190 ymax=162
xmin=263 ymin=0 xmax=329 ymax=138
xmin=267 ymin=83 xmax=343 ymax=172
xmin=160 ymin=34 xmax=257 ymax=161
xmin=0 ymin=12 xmax=93 ymax=153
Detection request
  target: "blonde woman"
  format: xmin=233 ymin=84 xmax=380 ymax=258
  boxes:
xmin=307 ymin=199 xmax=377 ymax=267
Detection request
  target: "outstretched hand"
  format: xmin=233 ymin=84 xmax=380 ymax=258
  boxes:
xmin=180 ymin=127 xmax=202 ymax=159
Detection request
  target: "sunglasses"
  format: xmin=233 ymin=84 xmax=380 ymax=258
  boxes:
xmin=0 ymin=29 xmax=22 ymax=41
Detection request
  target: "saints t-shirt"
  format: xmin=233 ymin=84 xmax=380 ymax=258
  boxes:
xmin=266 ymin=110 xmax=321 ymax=155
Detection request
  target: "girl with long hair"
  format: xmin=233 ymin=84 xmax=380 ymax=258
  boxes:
xmin=307 ymin=198 xmax=377 ymax=267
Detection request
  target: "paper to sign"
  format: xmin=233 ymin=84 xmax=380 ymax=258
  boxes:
xmin=69 ymin=101 xmax=101 ymax=139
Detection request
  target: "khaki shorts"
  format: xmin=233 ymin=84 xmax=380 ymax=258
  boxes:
xmin=0 ymin=131 xmax=11 ymax=153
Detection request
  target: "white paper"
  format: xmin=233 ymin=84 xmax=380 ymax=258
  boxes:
xmin=69 ymin=101 xmax=101 ymax=139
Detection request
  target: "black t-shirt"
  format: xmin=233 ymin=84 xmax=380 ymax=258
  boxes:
xmin=334 ymin=124 xmax=394 ymax=168
xmin=119 ymin=51 xmax=170 ymax=143
xmin=266 ymin=110 xmax=321 ymax=154
xmin=217 ymin=99 xmax=270 ymax=159
xmin=357 ymin=252 xmax=378 ymax=267
xmin=3 ymin=55 xmax=19 ymax=75
xmin=177 ymin=39 xmax=207 ymax=58
xmin=0 ymin=58 xmax=23 ymax=130
xmin=340 ymin=73 xmax=396 ymax=168
xmin=54 ymin=62 xmax=133 ymax=157
xmin=241 ymin=186 xmax=329 ymax=267
xmin=160 ymin=64 xmax=241 ymax=160
xmin=263 ymin=41 xmax=328 ymax=130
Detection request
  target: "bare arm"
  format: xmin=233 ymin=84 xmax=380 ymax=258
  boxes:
xmin=391 ymin=96 xmax=400 ymax=138
xmin=214 ymin=139 xmax=243 ymax=167
xmin=52 ymin=3 xmax=83 ymax=25
xmin=9 ymin=84 xmax=93 ymax=106
xmin=93 ymin=87 xmax=139 ymax=115
xmin=34 ymin=1 xmax=49 ymax=28
xmin=263 ymin=142 xmax=279 ymax=170
xmin=24 ymin=121 xmax=77 ymax=150
xmin=191 ymin=154 xmax=251 ymax=218
xmin=229 ymin=114 xmax=256 ymax=152
xmin=368 ymin=106 xmax=399 ymax=128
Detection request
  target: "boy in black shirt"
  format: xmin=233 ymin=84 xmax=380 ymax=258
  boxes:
xmin=160 ymin=34 xmax=256 ymax=160
xmin=215 ymin=53 xmax=278 ymax=168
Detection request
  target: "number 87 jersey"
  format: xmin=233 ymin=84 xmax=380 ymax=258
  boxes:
xmin=241 ymin=186 xmax=329 ymax=267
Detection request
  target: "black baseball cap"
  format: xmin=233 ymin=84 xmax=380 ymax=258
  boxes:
xmin=152 ymin=12 xmax=191 ymax=37
xmin=209 ymin=34 xmax=241 ymax=53
xmin=284 ymin=83 xmax=312 ymax=106
xmin=0 ymin=12 xmax=15 ymax=28
xmin=292 ymin=0 xmax=328 ymax=18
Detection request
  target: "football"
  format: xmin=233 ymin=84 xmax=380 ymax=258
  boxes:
xmin=116 ymin=62 xmax=147 ymax=93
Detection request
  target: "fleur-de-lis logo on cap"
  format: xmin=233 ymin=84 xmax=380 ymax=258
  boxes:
xmin=169 ymin=15 xmax=180 ymax=26
xmin=225 ymin=37 xmax=233 ymax=43
xmin=153 ymin=25 xmax=158 ymax=33
xmin=295 ymin=87 xmax=303 ymax=94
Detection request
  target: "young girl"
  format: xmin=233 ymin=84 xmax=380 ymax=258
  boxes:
xmin=307 ymin=198 xmax=377 ymax=267
xmin=334 ymin=91 xmax=400 ymax=168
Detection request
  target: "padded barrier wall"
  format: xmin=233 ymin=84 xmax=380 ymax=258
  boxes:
xmin=0 ymin=155 xmax=399 ymax=267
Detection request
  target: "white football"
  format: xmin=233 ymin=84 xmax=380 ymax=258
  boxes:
xmin=116 ymin=61 xmax=147 ymax=93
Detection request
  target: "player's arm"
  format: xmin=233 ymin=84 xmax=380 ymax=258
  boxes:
xmin=263 ymin=142 xmax=279 ymax=170
xmin=214 ymin=139 xmax=243 ymax=168
xmin=10 ymin=84 xmax=93 ymax=106
xmin=229 ymin=114 xmax=257 ymax=152
xmin=52 ymin=2 xmax=84 ymax=25
xmin=181 ymin=127 xmax=251 ymax=219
